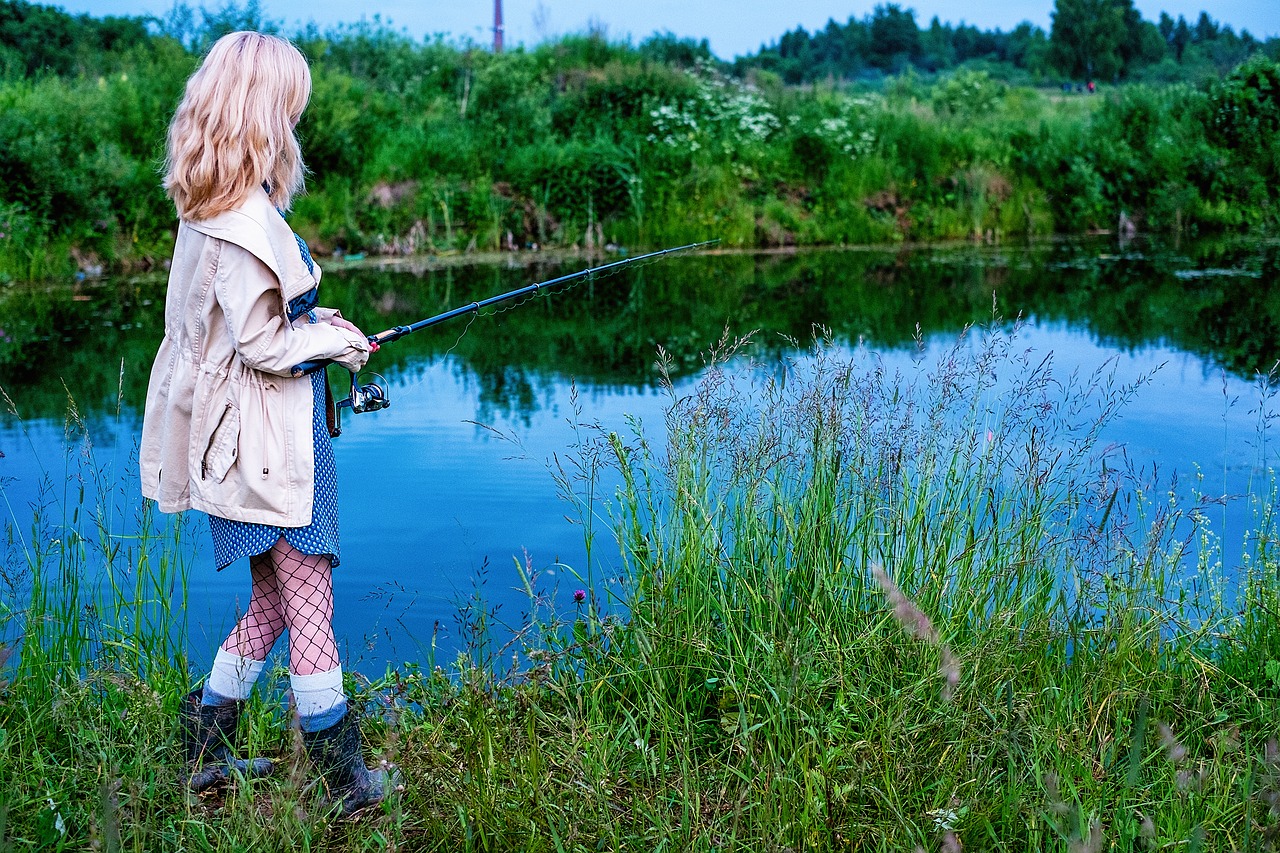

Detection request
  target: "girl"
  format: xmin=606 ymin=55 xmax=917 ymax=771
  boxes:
xmin=139 ymin=31 xmax=394 ymax=815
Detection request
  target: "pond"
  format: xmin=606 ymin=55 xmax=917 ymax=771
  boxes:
xmin=1 ymin=238 xmax=1278 ymax=677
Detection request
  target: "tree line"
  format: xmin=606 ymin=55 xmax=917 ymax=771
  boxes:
xmin=736 ymin=1 xmax=1276 ymax=84
xmin=4 ymin=0 xmax=1276 ymax=83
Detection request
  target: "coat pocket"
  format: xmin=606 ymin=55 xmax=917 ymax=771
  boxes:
xmin=202 ymin=401 xmax=241 ymax=484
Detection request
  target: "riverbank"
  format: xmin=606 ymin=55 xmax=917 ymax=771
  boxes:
xmin=2 ymin=26 xmax=1278 ymax=285
xmin=1 ymin=326 xmax=1278 ymax=850
xmin=2 ymin=618 xmax=1276 ymax=851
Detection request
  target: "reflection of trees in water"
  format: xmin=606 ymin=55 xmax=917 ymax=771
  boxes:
xmin=1011 ymin=241 xmax=1280 ymax=378
xmin=470 ymin=365 xmax=542 ymax=426
xmin=1 ymin=240 xmax=1276 ymax=422
xmin=0 ymin=278 xmax=166 ymax=419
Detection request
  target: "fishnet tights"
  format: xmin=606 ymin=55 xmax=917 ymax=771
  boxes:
xmin=221 ymin=536 xmax=340 ymax=676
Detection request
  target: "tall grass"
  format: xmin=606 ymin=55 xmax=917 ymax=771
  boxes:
xmin=497 ymin=323 xmax=1280 ymax=850
xmin=0 ymin=380 xmax=201 ymax=848
xmin=0 ymin=379 xmax=416 ymax=849
xmin=1 ymin=327 xmax=1278 ymax=850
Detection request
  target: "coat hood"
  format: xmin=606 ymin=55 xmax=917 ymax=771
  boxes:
xmin=186 ymin=187 xmax=321 ymax=315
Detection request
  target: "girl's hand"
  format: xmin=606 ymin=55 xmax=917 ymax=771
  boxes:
xmin=330 ymin=316 xmax=380 ymax=352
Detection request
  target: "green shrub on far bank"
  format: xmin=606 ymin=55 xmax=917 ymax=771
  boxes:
xmin=1 ymin=15 xmax=1280 ymax=281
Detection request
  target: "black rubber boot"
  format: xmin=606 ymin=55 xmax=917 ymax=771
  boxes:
xmin=301 ymin=708 xmax=400 ymax=816
xmin=180 ymin=689 xmax=274 ymax=791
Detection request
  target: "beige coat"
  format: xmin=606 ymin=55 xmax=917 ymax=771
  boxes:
xmin=140 ymin=187 xmax=371 ymax=526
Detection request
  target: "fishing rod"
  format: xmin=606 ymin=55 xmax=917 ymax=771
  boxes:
xmin=292 ymin=239 xmax=719 ymax=432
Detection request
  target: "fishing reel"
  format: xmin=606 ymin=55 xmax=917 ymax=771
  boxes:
xmin=333 ymin=371 xmax=390 ymax=435
xmin=347 ymin=371 xmax=391 ymax=413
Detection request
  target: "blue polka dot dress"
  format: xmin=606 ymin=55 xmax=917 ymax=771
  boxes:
xmin=207 ymin=230 xmax=341 ymax=570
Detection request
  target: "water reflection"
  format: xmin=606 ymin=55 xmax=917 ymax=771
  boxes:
xmin=2 ymin=239 xmax=1277 ymax=423
xmin=1 ymin=238 xmax=1277 ymax=673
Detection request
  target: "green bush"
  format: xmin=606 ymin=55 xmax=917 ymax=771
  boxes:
xmin=3 ymin=16 xmax=1280 ymax=281
xmin=1207 ymin=53 xmax=1280 ymax=182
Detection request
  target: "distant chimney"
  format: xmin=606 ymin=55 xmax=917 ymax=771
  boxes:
xmin=493 ymin=0 xmax=504 ymax=53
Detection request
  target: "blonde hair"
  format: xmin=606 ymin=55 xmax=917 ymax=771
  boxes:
xmin=164 ymin=32 xmax=311 ymax=220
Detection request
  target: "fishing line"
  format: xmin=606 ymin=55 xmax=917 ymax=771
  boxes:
xmin=429 ymin=266 xmax=620 ymax=383
xmin=294 ymin=240 xmax=719 ymax=429
xmin=425 ymin=266 xmax=606 ymax=375
xmin=439 ymin=311 xmax=477 ymax=361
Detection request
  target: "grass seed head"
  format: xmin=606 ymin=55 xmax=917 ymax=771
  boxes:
xmin=1044 ymin=773 xmax=1072 ymax=817
xmin=1157 ymin=722 xmax=1187 ymax=764
xmin=872 ymin=564 xmax=938 ymax=643
xmin=939 ymin=646 xmax=960 ymax=701
xmin=1069 ymin=821 xmax=1103 ymax=853
xmin=1175 ymin=767 xmax=1204 ymax=792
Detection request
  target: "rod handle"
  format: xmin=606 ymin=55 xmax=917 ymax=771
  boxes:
xmin=371 ymin=325 xmax=413 ymax=345
xmin=291 ymin=360 xmax=327 ymax=377
xmin=291 ymin=333 xmax=381 ymax=377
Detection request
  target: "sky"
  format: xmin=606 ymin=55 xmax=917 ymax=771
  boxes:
xmin=53 ymin=0 xmax=1280 ymax=59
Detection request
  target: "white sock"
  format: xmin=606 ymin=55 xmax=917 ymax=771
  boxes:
xmin=205 ymin=647 xmax=266 ymax=703
xmin=291 ymin=666 xmax=348 ymax=732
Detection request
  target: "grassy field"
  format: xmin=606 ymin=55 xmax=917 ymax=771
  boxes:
xmin=1 ymin=326 xmax=1279 ymax=851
